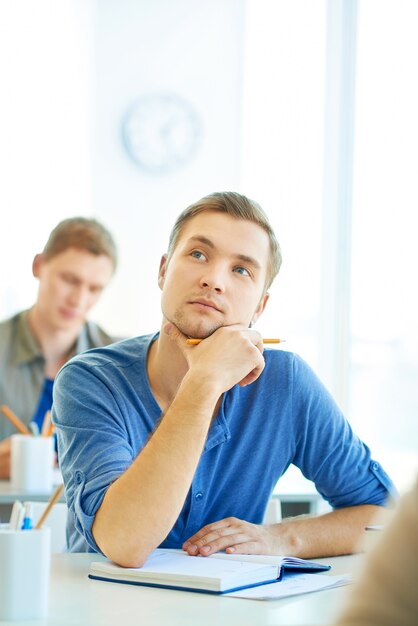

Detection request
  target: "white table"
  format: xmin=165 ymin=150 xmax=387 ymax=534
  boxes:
xmin=0 ymin=553 xmax=361 ymax=625
xmin=0 ymin=479 xmax=62 ymax=505
xmin=0 ymin=475 xmax=64 ymax=523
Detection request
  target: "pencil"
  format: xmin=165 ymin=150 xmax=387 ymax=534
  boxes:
xmin=41 ymin=410 xmax=52 ymax=437
xmin=35 ymin=483 xmax=65 ymax=530
xmin=46 ymin=422 xmax=55 ymax=438
xmin=186 ymin=338 xmax=285 ymax=346
xmin=0 ymin=404 xmax=31 ymax=435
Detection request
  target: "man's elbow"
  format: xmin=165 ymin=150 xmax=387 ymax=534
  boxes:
xmin=92 ymin=521 xmax=153 ymax=568
xmin=104 ymin=549 xmax=148 ymax=569
xmin=94 ymin=532 xmax=152 ymax=568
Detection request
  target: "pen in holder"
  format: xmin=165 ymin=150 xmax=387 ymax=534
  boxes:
xmin=0 ymin=527 xmax=51 ymax=620
xmin=0 ymin=484 xmax=64 ymax=620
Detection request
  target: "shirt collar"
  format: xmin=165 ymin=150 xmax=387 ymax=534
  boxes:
xmin=13 ymin=310 xmax=91 ymax=366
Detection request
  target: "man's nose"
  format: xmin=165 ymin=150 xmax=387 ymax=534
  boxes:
xmin=199 ymin=267 xmax=226 ymax=293
xmin=68 ymin=285 xmax=89 ymax=308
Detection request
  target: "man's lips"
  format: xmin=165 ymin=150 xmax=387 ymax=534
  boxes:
xmin=59 ymin=307 xmax=80 ymax=320
xmin=189 ymin=299 xmax=223 ymax=313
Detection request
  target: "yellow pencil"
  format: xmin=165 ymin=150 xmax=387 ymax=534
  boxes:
xmin=41 ymin=410 xmax=52 ymax=437
xmin=186 ymin=338 xmax=285 ymax=346
xmin=35 ymin=484 xmax=65 ymax=530
xmin=46 ymin=422 xmax=55 ymax=438
xmin=0 ymin=404 xmax=31 ymax=435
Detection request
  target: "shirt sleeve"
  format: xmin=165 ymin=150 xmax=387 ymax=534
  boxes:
xmin=52 ymin=359 xmax=140 ymax=553
xmin=290 ymin=354 xmax=396 ymax=508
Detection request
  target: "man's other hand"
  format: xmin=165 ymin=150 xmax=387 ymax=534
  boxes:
xmin=182 ymin=517 xmax=279 ymax=557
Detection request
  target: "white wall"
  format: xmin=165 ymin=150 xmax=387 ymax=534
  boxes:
xmin=0 ymin=0 xmax=94 ymax=317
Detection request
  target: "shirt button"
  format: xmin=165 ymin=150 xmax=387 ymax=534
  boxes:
xmin=195 ymin=492 xmax=203 ymax=501
xmin=372 ymin=462 xmax=379 ymax=471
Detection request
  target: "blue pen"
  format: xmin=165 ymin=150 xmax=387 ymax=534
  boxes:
xmin=28 ymin=421 xmax=40 ymax=436
xmin=21 ymin=502 xmax=33 ymax=530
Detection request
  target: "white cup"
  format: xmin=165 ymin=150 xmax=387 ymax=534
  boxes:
xmin=11 ymin=435 xmax=55 ymax=493
xmin=0 ymin=527 xmax=51 ymax=620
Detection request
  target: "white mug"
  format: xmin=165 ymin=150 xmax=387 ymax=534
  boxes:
xmin=11 ymin=434 xmax=55 ymax=493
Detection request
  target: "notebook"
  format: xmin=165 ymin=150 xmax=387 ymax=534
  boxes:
xmin=89 ymin=549 xmax=330 ymax=595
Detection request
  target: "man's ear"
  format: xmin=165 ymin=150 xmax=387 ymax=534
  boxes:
xmin=158 ymin=254 xmax=168 ymax=290
xmin=251 ymin=292 xmax=270 ymax=326
xmin=32 ymin=254 xmax=44 ymax=279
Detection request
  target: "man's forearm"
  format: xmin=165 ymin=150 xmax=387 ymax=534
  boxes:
xmin=182 ymin=504 xmax=388 ymax=558
xmin=271 ymin=504 xmax=386 ymax=558
xmin=92 ymin=372 xmax=220 ymax=567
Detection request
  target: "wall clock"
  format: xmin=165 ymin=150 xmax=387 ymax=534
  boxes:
xmin=122 ymin=93 xmax=202 ymax=174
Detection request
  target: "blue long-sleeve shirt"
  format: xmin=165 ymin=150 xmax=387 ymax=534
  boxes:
xmin=52 ymin=333 xmax=395 ymax=552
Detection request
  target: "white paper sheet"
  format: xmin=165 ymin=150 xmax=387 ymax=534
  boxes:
xmin=226 ymin=573 xmax=351 ymax=600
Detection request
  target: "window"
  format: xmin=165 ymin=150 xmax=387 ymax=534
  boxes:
xmin=349 ymin=0 xmax=418 ymax=491
xmin=242 ymin=0 xmax=418 ymax=493
xmin=241 ymin=0 xmax=326 ymax=370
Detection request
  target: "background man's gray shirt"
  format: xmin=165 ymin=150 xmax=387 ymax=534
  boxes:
xmin=0 ymin=310 xmax=115 ymax=440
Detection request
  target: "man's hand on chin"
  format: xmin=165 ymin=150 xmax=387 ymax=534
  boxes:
xmin=165 ymin=323 xmax=266 ymax=391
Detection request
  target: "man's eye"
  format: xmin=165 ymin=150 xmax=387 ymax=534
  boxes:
xmin=191 ymin=250 xmax=207 ymax=261
xmin=234 ymin=266 xmax=250 ymax=276
xmin=61 ymin=274 xmax=78 ymax=285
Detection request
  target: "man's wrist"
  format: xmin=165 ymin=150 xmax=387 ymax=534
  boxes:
xmin=267 ymin=520 xmax=304 ymax=556
xmin=179 ymin=370 xmax=223 ymax=408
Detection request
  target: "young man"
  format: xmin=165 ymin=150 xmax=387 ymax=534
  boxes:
xmin=0 ymin=217 xmax=117 ymax=478
xmin=53 ymin=192 xmax=394 ymax=566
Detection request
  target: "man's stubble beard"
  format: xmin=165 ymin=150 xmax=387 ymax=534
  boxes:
xmin=163 ymin=305 xmax=224 ymax=340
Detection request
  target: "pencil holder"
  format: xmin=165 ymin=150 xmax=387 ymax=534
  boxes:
xmin=11 ymin=434 xmax=55 ymax=493
xmin=0 ymin=527 xmax=51 ymax=620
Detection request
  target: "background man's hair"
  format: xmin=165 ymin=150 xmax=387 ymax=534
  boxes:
xmin=168 ymin=192 xmax=282 ymax=290
xmin=42 ymin=217 xmax=117 ymax=270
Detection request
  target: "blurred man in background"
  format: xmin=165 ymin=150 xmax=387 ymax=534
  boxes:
xmin=0 ymin=217 xmax=117 ymax=478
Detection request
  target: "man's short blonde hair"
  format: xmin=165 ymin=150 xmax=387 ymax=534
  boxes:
xmin=168 ymin=192 xmax=282 ymax=290
xmin=42 ymin=217 xmax=117 ymax=271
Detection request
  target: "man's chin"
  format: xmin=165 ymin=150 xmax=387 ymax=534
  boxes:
xmin=54 ymin=315 xmax=84 ymax=332
xmin=172 ymin=320 xmax=222 ymax=341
